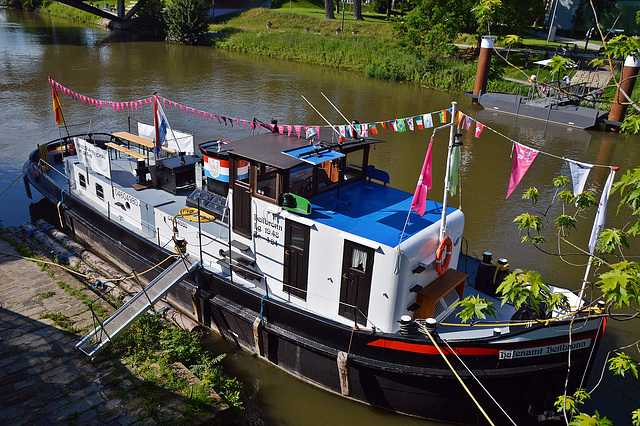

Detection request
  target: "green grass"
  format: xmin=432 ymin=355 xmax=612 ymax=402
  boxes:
xmin=39 ymin=311 xmax=77 ymax=333
xmin=40 ymin=1 xmax=103 ymax=25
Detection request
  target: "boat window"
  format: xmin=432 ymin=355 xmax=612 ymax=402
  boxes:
xmin=79 ymin=173 xmax=86 ymax=189
xmin=289 ymin=164 xmax=314 ymax=197
xmin=95 ymin=183 xmax=104 ymax=200
xmin=351 ymin=247 xmax=368 ymax=271
xmin=316 ymin=160 xmax=340 ymax=191
xmin=256 ymin=164 xmax=279 ymax=200
xmin=344 ymin=149 xmax=365 ymax=182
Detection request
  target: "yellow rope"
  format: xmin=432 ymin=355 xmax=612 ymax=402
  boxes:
xmin=437 ymin=307 xmax=604 ymax=328
xmin=422 ymin=324 xmax=495 ymax=426
xmin=178 ymin=207 xmax=215 ymax=223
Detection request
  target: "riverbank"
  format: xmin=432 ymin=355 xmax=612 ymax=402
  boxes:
xmin=0 ymin=224 xmax=235 ymax=425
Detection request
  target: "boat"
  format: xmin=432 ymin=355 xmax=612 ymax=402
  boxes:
xmin=24 ymin=92 xmax=608 ymax=425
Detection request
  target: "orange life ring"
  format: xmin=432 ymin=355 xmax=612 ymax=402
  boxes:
xmin=68 ymin=141 xmax=76 ymax=156
xmin=435 ymin=237 xmax=453 ymax=276
xmin=540 ymin=85 xmax=546 ymax=93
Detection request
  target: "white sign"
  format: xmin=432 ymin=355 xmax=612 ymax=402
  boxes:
xmin=499 ymin=338 xmax=591 ymax=360
xmin=75 ymin=137 xmax=109 ymax=178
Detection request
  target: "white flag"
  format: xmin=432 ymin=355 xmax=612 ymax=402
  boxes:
xmin=588 ymin=169 xmax=616 ymax=254
xmin=568 ymin=159 xmax=593 ymax=197
xmin=423 ymin=113 xmax=433 ymax=128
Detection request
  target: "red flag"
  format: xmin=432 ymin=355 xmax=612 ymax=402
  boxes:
xmin=474 ymin=122 xmax=484 ymax=138
xmin=52 ymin=87 xmax=64 ymax=126
xmin=411 ymin=138 xmax=434 ymax=216
xmin=506 ymin=143 xmax=538 ymax=199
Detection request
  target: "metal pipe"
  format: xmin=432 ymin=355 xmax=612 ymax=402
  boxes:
xmin=439 ymin=101 xmax=457 ymax=242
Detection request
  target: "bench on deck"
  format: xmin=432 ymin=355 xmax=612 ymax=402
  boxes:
xmin=111 ymin=131 xmax=177 ymax=154
xmin=105 ymin=142 xmax=148 ymax=160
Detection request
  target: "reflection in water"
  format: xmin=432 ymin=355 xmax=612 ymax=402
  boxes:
xmin=1 ymin=8 xmax=639 ymax=424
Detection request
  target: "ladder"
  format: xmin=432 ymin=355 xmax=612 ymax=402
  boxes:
xmin=76 ymin=254 xmax=198 ymax=358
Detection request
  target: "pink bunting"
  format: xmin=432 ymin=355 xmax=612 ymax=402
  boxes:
xmin=242 ymin=120 xmax=248 ymax=129
xmin=295 ymin=126 xmax=301 ymax=138
xmin=198 ymin=110 xmax=202 ymax=119
xmin=215 ymin=115 xmax=221 ymax=124
xmin=180 ymin=105 xmax=184 ymax=114
xmin=506 ymin=143 xmax=539 ymax=199
xmin=287 ymin=125 xmax=293 ymax=136
xmin=249 ymin=121 xmax=255 ymax=130
xmin=163 ymin=98 xmax=167 ymax=108
xmin=278 ymin=125 xmax=284 ymax=134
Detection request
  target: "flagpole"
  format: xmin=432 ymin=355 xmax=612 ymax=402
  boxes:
xmin=576 ymin=166 xmax=618 ymax=306
xmin=439 ymin=101 xmax=457 ymax=241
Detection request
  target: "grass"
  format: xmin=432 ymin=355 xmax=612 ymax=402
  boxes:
xmin=111 ymin=313 xmax=244 ymax=420
xmin=39 ymin=311 xmax=78 ymax=333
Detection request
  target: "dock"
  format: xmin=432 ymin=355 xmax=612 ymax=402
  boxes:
xmin=0 ymin=226 xmax=230 ymax=425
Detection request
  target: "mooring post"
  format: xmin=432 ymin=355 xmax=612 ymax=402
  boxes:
xmin=472 ymin=36 xmax=494 ymax=105
xmin=607 ymin=55 xmax=640 ymax=132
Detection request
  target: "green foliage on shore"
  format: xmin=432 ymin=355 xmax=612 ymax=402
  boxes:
xmin=213 ymin=9 xmax=478 ymax=91
xmin=166 ymin=0 xmax=211 ymax=44
xmin=40 ymin=1 xmax=102 ymax=25
xmin=112 ymin=313 xmax=244 ymax=416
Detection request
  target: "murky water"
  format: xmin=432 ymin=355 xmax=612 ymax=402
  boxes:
xmin=1 ymin=8 xmax=638 ymax=424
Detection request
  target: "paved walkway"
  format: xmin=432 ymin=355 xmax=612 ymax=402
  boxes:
xmin=0 ymin=231 xmax=227 ymax=425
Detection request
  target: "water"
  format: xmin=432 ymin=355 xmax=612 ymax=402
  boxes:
xmin=1 ymin=8 xmax=639 ymax=424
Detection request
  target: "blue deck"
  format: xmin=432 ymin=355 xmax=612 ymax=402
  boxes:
xmin=308 ymin=180 xmax=456 ymax=248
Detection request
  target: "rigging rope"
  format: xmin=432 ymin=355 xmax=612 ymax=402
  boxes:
xmin=422 ymin=324 xmax=495 ymax=426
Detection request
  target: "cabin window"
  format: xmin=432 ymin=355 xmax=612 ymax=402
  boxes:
xmin=289 ymin=164 xmax=314 ymax=197
xmin=317 ymin=160 xmax=340 ymax=191
xmin=95 ymin=183 xmax=104 ymax=200
xmin=78 ymin=173 xmax=86 ymax=189
xmin=256 ymin=164 xmax=279 ymax=200
xmin=344 ymin=150 xmax=365 ymax=182
xmin=351 ymin=247 xmax=368 ymax=271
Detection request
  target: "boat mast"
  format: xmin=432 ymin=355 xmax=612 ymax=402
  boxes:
xmin=439 ymin=101 xmax=457 ymax=241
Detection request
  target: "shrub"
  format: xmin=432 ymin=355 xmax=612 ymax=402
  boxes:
xmin=165 ymin=0 xmax=211 ymax=44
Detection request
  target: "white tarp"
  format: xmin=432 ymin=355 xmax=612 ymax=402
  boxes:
xmin=138 ymin=122 xmax=195 ymax=155
xmin=75 ymin=137 xmax=110 ymax=178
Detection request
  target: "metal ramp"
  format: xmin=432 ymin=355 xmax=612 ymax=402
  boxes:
xmin=76 ymin=254 xmax=199 ymax=358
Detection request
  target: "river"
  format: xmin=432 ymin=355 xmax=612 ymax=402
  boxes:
xmin=1 ymin=8 xmax=638 ymax=425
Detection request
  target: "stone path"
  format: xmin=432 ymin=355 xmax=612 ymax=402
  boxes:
xmin=0 ymin=233 xmax=229 ymax=425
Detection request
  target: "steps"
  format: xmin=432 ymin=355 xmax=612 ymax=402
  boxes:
xmin=76 ymin=254 xmax=199 ymax=358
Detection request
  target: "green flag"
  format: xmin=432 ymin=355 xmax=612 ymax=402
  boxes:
xmin=449 ymin=145 xmax=461 ymax=196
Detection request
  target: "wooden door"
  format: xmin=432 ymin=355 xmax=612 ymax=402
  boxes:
xmin=283 ymin=220 xmax=310 ymax=300
xmin=339 ymin=241 xmax=374 ymax=326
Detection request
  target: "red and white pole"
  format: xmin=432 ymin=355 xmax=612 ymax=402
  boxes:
xmin=473 ymin=36 xmax=494 ymax=105
xmin=607 ymin=55 xmax=640 ymax=131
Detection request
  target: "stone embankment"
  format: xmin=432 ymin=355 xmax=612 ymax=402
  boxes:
xmin=0 ymin=222 xmax=230 ymax=425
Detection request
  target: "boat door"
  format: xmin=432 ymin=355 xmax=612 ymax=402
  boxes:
xmin=339 ymin=241 xmax=374 ymax=326
xmin=283 ymin=220 xmax=310 ymax=300
xmin=232 ymin=160 xmax=252 ymax=237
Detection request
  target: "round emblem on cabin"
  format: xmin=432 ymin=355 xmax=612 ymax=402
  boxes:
xmin=208 ymin=158 xmax=221 ymax=178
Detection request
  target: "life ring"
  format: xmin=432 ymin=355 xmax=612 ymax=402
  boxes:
xmin=435 ymin=237 xmax=452 ymax=276
xmin=540 ymin=85 xmax=546 ymax=93
xmin=68 ymin=141 xmax=76 ymax=156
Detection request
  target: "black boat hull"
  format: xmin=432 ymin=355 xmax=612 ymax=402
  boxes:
xmin=24 ymin=152 xmax=606 ymax=425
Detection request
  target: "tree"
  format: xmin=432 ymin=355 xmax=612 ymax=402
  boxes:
xmin=165 ymin=0 xmax=211 ymax=45
xmin=353 ymin=0 xmax=363 ymax=20
xmin=324 ymin=0 xmax=335 ymax=19
xmin=134 ymin=0 xmax=167 ymax=37
xmin=503 ymin=34 xmax=521 ymax=61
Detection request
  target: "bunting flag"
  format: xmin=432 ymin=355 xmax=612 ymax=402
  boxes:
xmin=567 ymin=160 xmax=593 ymax=197
xmin=411 ymin=138 xmax=434 ymax=216
xmin=588 ymin=168 xmax=616 ymax=253
xmin=440 ymin=110 xmax=447 ymax=123
xmin=506 ymin=143 xmax=539 ymax=199
xmin=52 ymin=86 xmax=64 ymax=126
xmin=388 ymin=120 xmax=396 ymax=132
xmin=396 ymin=119 xmax=407 ymax=132
xmin=474 ymin=122 xmax=484 ymax=138
xmin=463 ymin=116 xmax=473 ymax=131
xmin=381 ymin=121 xmax=388 ymax=132
xmin=456 ymin=111 xmax=464 ymax=126
xmin=423 ymin=113 xmax=433 ymax=128
xmin=339 ymin=125 xmax=346 ymax=137
xmin=407 ymin=117 xmax=415 ymax=131
xmin=368 ymin=123 xmax=378 ymax=135
xmin=449 ymin=145 xmax=461 ymax=196
xmin=415 ymin=115 xmax=424 ymax=129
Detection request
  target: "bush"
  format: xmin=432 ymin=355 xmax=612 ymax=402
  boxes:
xmin=165 ymin=0 xmax=211 ymax=44
xmin=134 ymin=0 xmax=167 ymax=37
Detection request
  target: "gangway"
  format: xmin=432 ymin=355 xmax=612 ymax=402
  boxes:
xmin=76 ymin=253 xmax=199 ymax=358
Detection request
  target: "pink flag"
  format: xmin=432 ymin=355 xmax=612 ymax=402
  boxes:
xmin=295 ymin=125 xmax=301 ymax=138
xmin=474 ymin=122 xmax=484 ymax=138
xmin=287 ymin=125 xmax=293 ymax=136
xmin=506 ymin=143 xmax=538 ymax=199
xmin=411 ymin=138 xmax=434 ymax=216
xmin=278 ymin=125 xmax=284 ymax=134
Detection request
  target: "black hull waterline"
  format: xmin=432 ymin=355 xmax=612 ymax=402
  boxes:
xmin=24 ymin=148 xmax=606 ymax=425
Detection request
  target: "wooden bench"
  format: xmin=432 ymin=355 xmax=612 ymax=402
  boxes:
xmin=105 ymin=142 xmax=148 ymax=160
xmin=414 ymin=269 xmax=467 ymax=320
xmin=112 ymin=131 xmax=177 ymax=154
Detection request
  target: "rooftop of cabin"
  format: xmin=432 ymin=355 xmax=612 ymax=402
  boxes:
xmin=222 ymin=127 xmax=382 ymax=169
xmin=306 ymin=181 xmax=456 ymax=248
